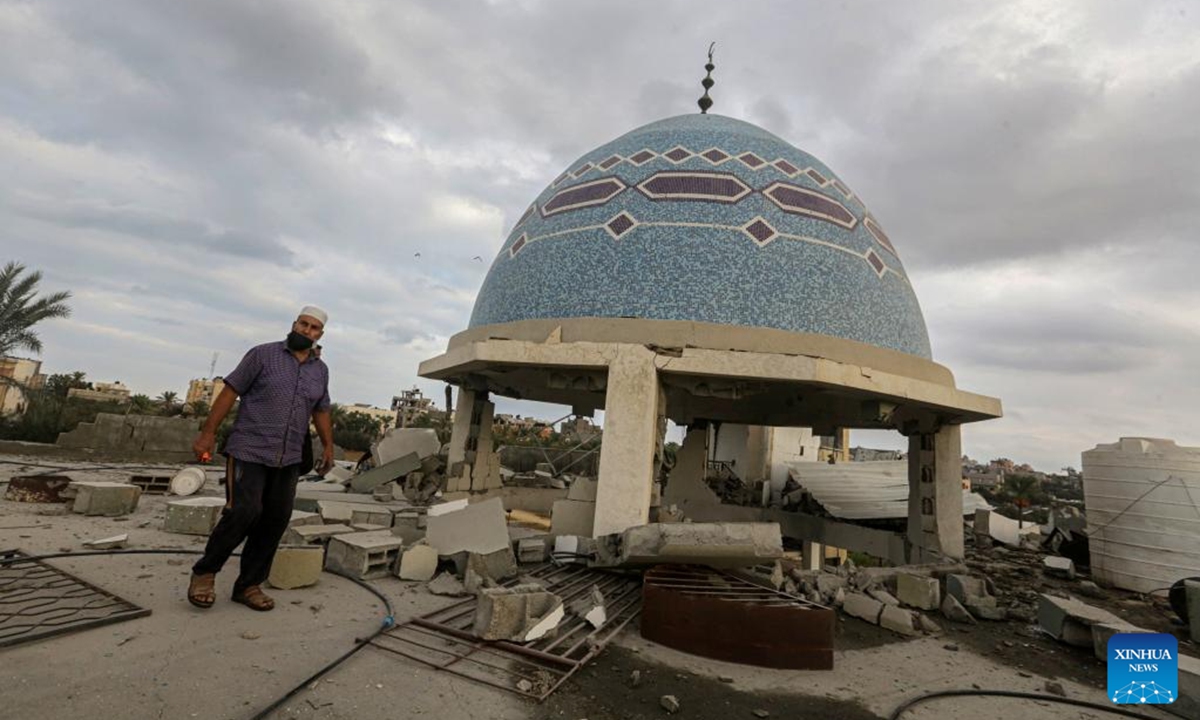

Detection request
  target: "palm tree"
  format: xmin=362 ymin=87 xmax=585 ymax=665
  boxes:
xmin=0 ymin=262 xmax=72 ymax=357
xmin=129 ymin=394 xmax=153 ymax=414
xmin=1002 ymin=474 xmax=1042 ymax=528
xmin=157 ymin=391 xmax=179 ymax=415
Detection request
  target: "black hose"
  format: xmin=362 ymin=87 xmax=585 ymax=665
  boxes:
xmin=889 ymin=688 xmax=1160 ymax=720
xmin=0 ymin=459 xmax=196 ymax=476
xmin=1 ymin=548 xmax=395 ymax=720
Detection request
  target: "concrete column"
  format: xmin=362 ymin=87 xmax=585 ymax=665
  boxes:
xmin=593 ymin=346 xmax=663 ymax=537
xmin=801 ymin=540 xmax=822 ymax=571
xmin=663 ymin=426 xmax=716 ymax=513
xmin=470 ymin=399 xmax=496 ymax=490
xmin=906 ymin=425 xmax=964 ymax=562
xmin=447 ymin=388 xmax=477 ymax=469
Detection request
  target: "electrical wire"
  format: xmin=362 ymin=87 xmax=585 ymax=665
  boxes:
xmin=0 ymin=548 xmax=394 ymax=720
xmin=888 ymin=688 xmax=1160 ymax=720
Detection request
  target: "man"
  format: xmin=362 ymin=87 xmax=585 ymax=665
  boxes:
xmin=187 ymin=306 xmax=335 ymax=611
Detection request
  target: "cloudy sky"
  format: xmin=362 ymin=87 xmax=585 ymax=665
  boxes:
xmin=2 ymin=1 xmax=1197 ymax=471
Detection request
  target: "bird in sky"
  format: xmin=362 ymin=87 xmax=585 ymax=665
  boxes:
xmin=414 ymin=252 xmax=421 ymax=258
xmin=472 ymin=256 xmax=482 ymax=262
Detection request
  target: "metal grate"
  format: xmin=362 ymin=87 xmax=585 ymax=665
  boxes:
xmin=370 ymin=563 xmax=642 ymax=700
xmin=0 ymin=549 xmax=152 ymax=649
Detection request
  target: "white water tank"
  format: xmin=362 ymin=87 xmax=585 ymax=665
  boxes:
xmin=1081 ymin=437 xmax=1200 ymax=593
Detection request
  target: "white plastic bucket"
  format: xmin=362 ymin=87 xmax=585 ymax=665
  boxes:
xmin=170 ymin=467 xmax=207 ymax=496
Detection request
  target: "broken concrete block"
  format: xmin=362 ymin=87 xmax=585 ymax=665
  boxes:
xmin=815 ymin=573 xmax=846 ymax=597
xmin=71 ymin=482 xmax=141 ymax=516
xmin=516 ymin=537 xmax=550 ymax=564
xmin=350 ymin=507 xmax=393 ymax=528
xmin=83 ymin=534 xmax=128 ymax=549
xmin=323 ymin=465 xmax=355 ymax=484
xmin=289 ymin=510 xmax=323 ymax=528
xmin=940 ymin=594 xmax=976 ymax=624
xmin=466 ymin=547 xmax=519 ymax=584
xmin=1042 ymin=556 xmax=1075 ymax=579
xmin=896 ymin=574 xmax=940 ymax=610
xmin=390 ymin=511 xmax=426 ymax=545
xmin=350 ymin=452 xmax=422 ymax=494
xmin=867 ymin=587 xmax=900 ymax=607
xmin=917 ymin=613 xmax=942 ymax=635
xmin=164 ymin=497 xmax=225 ymax=535
xmin=350 ymin=523 xmax=389 ymax=532
xmin=566 ymin=478 xmax=598 ymax=502
xmin=268 ymin=545 xmax=324 ymax=589
xmin=550 ymin=499 xmax=596 ymax=537
xmin=396 ymin=544 xmax=439 ymax=581
xmin=427 ymin=572 xmax=469 ymax=597
xmin=593 ymin=522 xmax=783 ymax=568
xmin=324 ymin=532 xmax=404 ymax=580
xmin=553 ymin=535 xmax=595 ymax=564
xmin=471 ymin=584 xmax=564 ymax=642
xmin=1037 ymin=594 xmax=1125 ymax=646
xmin=567 ymin=585 xmax=607 ymax=629
xmin=426 ymin=497 xmax=509 ymax=555
xmin=879 ymin=605 xmax=920 ymax=636
xmin=660 ymin=695 xmax=680 ymax=714
xmin=283 ymin=523 xmax=356 ymax=545
xmin=428 ymin=498 xmax=469 ymax=516
xmin=373 ymin=428 xmax=440 ymax=466
xmin=842 ymin=592 xmax=884 ymax=624
xmin=946 ymin=574 xmax=988 ymax=606
xmin=316 ymin=500 xmax=357 ymax=524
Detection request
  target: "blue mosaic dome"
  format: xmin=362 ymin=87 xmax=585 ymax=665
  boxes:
xmin=469 ymin=114 xmax=932 ymax=359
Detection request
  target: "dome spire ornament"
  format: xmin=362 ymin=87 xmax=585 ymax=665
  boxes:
xmin=698 ymin=42 xmax=716 ymax=114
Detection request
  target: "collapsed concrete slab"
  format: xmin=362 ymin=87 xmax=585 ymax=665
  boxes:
xmin=268 ymin=545 xmax=324 ymax=589
xmin=1042 ymin=556 xmax=1075 ymax=579
xmin=164 ymin=497 xmax=226 ymax=535
xmin=350 ymin=452 xmax=422 ymax=494
xmin=283 ymin=523 xmax=356 ymax=545
xmin=316 ymin=500 xmax=357 ymax=524
xmin=567 ymin=478 xmax=599 ymax=503
xmin=549 ymin=499 xmax=595 ymax=537
xmin=465 ymin=547 xmax=518 ymax=587
xmin=1038 ymin=594 xmax=1127 ymax=647
xmin=373 ymin=427 xmax=441 ymax=467
xmin=289 ymin=510 xmax=323 ymax=528
xmin=471 ymin=584 xmax=564 ymax=642
xmin=426 ymin=497 xmax=509 ymax=556
xmin=350 ymin=507 xmax=393 ymax=528
xmin=324 ymin=532 xmax=404 ymax=580
xmin=592 ymin=523 xmax=783 ymax=568
xmin=842 ymin=592 xmax=884 ymax=624
xmin=70 ymin=481 xmax=141 ymax=516
xmin=427 ymin=572 xmax=470 ymax=597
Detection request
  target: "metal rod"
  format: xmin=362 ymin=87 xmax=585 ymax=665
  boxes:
xmin=410 ymin=619 xmax=578 ymax=669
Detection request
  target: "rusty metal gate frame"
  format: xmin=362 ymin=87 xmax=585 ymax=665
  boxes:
xmin=369 ymin=563 xmax=642 ymax=701
xmin=0 ymin=549 xmax=152 ymax=649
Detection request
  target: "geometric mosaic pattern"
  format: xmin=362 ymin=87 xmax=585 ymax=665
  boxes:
xmin=470 ymin=113 xmax=933 ymax=359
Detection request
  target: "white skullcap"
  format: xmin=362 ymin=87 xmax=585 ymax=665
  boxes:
xmin=298 ymin=305 xmax=328 ymax=326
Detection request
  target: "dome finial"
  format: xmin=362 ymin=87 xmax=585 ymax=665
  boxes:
xmin=698 ymin=42 xmax=716 ymax=114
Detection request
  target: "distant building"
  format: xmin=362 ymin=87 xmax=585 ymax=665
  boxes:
xmin=67 ymin=381 xmax=132 ymax=404
xmin=850 ymin=446 xmax=905 ymax=462
xmin=346 ymin=403 xmax=397 ymax=429
xmin=186 ymin=377 xmax=226 ymax=407
xmin=391 ymin=386 xmax=434 ymax=427
xmin=0 ymin=356 xmax=43 ymax=416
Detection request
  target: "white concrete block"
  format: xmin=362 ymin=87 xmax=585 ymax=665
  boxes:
xmin=268 ymin=545 xmax=324 ymax=589
xmin=164 ymin=497 xmax=225 ymax=535
xmin=550 ymin=499 xmax=596 ymax=537
xmin=396 ymin=544 xmax=439 ymax=581
xmin=426 ymin=497 xmax=509 ymax=555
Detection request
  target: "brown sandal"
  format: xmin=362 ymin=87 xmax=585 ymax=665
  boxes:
xmin=188 ymin=573 xmax=216 ymax=609
xmin=232 ymin=585 xmax=275 ymax=612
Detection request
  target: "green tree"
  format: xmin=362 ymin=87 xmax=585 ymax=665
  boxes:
xmin=157 ymin=391 xmax=179 ymax=415
xmin=44 ymin=372 xmax=90 ymax=399
xmin=0 ymin=262 xmax=72 ymax=358
xmin=188 ymin=399 xmax=210 ymax=417
xmin=330 ymin=406 xmax=388 ymax=453
xmin=129 ymin=394 xmax=153 ymax=414
xmin=1001 ymin=474 xmax=1046 ymax=528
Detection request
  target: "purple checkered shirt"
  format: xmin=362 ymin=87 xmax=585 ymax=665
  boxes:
xmin=222 ymin=341 xmax=331 ymax=468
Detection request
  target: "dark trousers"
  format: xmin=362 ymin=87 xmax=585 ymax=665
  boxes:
xmin=193 ymin=456 xmax=300 ymax=594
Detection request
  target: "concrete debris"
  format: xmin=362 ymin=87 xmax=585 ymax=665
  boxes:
xmin=350 ymin=452 xmax=422 ymax=494
xmin=350 ymin=523 xmax=389 ymax=532
xmin=945 ymin=574 xmax=1003 ymax=620
xmin=164 ymin=497 xmax=225 ymax=535
xmin=426 ymin=497 xmax=510 ymax=556
xmin=879 ymin=605 xmax=919 ymax=636
xmin=400 ymin=468 xmax=446 ymax=504
xmin=815 ymin=573 xmax=846 ymax=597
xmin=1042 ymin=556 xmax=1075 ymax=579
xmin=428 ymin=498 xmax=469 ymax=517
xmin=372 ymin=428 xmax=440 ymax=467
xmin=289 ymin=510 xmax=323 ymax=528
xmin=322 ymin=465 xmax=355 ymax=484
xmin=549 ymin=499 xmax=596 ymax=537
xmin=83 ymin=534 xmax=129 ymax=549
xmin=1076 ymin=580 xmax=1104 ymax=599
xmin=426 ymin=573 xmax=470 ymax=597
xmin=471 ymin=584 xmax=564 ymax=642
xmin=464 ymin=547 xmax=519 ymax=586
xmin=349 ymin=508 xmax=393 ymax=528
xmin=566 ymin=478 xmax=598 ymax=502
xmin=516 ymin=537 xmax=551 ymax=564
xmin=5 ymin=475 xmax=74 ymax=503
xmin=867 ymin=587 xmax=900 ymax=607
xmin=516 ymin=679 xmax=533 ymax=693
xmin=1043 ymin=681 xmax=1066 ymax=697
xmin=316 ymin=500 xmax=356 ymax=524
xmin=753 ymin=710 xmax=770 ymax=718
xmin=660 ymin=695 xmax=680 ymax=714
xmin=593 ymin=522 xmax=783 ymax=568
xmin=895 ymin=574 xmax=940 ymax=611
xmin=842 ymin=592 xmax=884 ymax=624
xmin=268 ymin=545 xmax=324 ymax=589
xmin=396 ymin=544 xmax=439 ymax=582
xmin=916 ymin=613 xmax=942 ymax=635
xmin=324 ymin=532 xmax=404 ymax=580
xmin=283 ymin=523 xmax=356 ymax=545
xmin=567 ymin=585 xmax=607 ymax=629
xmin=939 ymin=594 xmax=977 ymax=624
xmin=553 ymin=535 xmax=595 ymax=564
xmin=1037 ymin=594 xmax=1126 ymax=648
xmin=629 ymin=670 xmax=642 ymax=688
xmin=70 ymin=481 xmax=141 ymax=516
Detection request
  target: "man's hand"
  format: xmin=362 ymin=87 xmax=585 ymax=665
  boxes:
xmin=318 ymin=445 xmax=335 ymax=476
xmin=193 ymin=431 xmax=216 ymax=462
